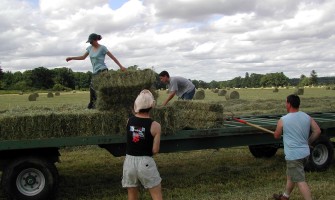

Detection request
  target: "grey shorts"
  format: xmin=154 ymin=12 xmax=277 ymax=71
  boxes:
xmin=122 ymin=155 xmax=162 ymax=189
xmin=286 ymin=156 xmax=308 ymax=182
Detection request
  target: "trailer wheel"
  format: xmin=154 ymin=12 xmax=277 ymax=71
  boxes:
xmin=305 ymin=135 xmax=334 ymax=172
xmin=249 ymin=145 xmax=278 ymax=158
xmin=1 ymin=157 xmax=58 ymax=200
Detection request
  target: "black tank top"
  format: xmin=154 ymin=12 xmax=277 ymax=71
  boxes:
xmin=126 ymin=116 xmax=154 ymax=156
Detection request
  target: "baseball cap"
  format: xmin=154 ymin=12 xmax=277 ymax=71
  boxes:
xmin=134 ymin=89 xmax=155 ymax=113
xmin=86 ymin=33 xmax=101 ymax=43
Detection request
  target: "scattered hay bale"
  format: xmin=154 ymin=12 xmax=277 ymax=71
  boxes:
xmin=55 ymin=92 xmax=60 ymax=96
xmin=294 ymin=88 xmax=304 ymax=95
xmin=273 ymin=87 xmax=279 ymax=93
xmin=47 ymin=92 xmax=54 ymax=98
xmin=28 ymin=93 xmax=38 ymax=101
xmin=194 ymin=89 xmax=205 ymax=100
xmin=212 ymin=89 xmax=219 ymax=93
xmin=18 ymin=91 xmax=23 ymax=95
xmin=218 ymin=89 xmax=227 ymax=96
xmin=225 ymin=91 xmax=240 ymax=100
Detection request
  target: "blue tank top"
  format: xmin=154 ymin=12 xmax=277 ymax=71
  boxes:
xmin=126 ymin=116 xmax=154 ymax=156
xmin=281 ymin=111 xmax=311 ymax=160
xmin=86 ymin=45 xmax=108 ymax=74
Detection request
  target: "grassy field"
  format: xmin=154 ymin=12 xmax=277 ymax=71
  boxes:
xmin=0 ymin=88 xmax=335 ymax=200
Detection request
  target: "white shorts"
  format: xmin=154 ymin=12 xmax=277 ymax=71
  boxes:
xmin=122 ymin=155 xmax=162 ymax=189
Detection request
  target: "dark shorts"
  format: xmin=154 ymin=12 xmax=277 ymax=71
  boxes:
xmin=286 ymin=156 xmax=309 ymax=182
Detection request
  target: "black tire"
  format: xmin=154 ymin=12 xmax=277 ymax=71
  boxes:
xmin=249 ymin=145 xmax=278 ymax=158
xmin=305 ymin=135 xmax=334 ymax=172
xmin=1 ymin=157 xmax=59 ymax=200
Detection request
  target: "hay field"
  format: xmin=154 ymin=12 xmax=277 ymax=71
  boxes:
xmin=1 ymin=87 xmax=334 ymax=113
xmin=1 ymin=88 xmax=335 ymax=200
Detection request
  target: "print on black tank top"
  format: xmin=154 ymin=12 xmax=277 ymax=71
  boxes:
xmin=126 ymin=116 xmax=154 ymax=156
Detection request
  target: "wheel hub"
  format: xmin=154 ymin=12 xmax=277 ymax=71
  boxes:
xmin=16 ymin=168 xmax=45 ymax=196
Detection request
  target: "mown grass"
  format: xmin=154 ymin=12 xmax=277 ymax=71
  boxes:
xmin=0 ymin=88 xmax=335 ymax=200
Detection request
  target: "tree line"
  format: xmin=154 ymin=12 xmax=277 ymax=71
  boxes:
xmin=0 ymin=66 xmax=333 ymax=91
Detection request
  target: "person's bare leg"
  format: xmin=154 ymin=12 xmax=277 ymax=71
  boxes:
xmin=284 ymin=176 xmax=295 ymax=196
xmin=297 ymin=182 xmax=312 ymax=200
xmin=148 ymin=184 xmax=163 ymax=200
xmin=127 ymin=187 xmax=139 ymax=200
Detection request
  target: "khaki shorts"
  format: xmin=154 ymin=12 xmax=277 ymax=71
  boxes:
xmin=122 ymin=155 xmax=162 ymax=189
xmin=286 ymin=156 xmax=308 ymax=182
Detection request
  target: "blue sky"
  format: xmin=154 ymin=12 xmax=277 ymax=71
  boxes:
xmin=109 ymin=0 xmax=129 ymax=9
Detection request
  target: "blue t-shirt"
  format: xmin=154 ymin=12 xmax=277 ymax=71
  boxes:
xmin=281 ymin=111 xmax=311 ymax=160
xmin=86 ymin=45 xmax=109 ymax=74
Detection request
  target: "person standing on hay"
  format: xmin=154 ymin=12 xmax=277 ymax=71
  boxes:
xmin=159 ymin=71 xmax=195 ymax=106
xmin=122 ymin=89 xmax=163 ymax=200
xmin=272 ymin=94 xmax=321 ymax=200
xmin=66 ymin=33 xmax=126 ymax=109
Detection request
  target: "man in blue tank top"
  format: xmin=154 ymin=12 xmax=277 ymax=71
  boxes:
xmin=122 ymin=89 xmax=163 ymax=200
xmin=273 ymin=94 xmax=321 ymax=200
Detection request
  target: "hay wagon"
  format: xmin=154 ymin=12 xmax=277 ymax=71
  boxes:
xmin=0 ymin=112 xmax=334 ymax=200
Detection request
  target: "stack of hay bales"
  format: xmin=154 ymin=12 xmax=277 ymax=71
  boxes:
xmin=0 ymin=108 xmax=130 ymax=140
xmin=0 ymin=69 xmax=226 ymax=140
xmin=151 ymin=101 xmax=225 ymax=134
xmin=93 ymin=69 xmax=157 ymax=111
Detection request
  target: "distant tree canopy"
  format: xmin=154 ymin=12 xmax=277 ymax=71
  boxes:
xmin=0 ymin=66 xmax=334 ymax=91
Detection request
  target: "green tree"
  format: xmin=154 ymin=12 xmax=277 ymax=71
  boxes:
xmin=298 ymin=74 xmax=309 ymax=87
xmin=74 ymin=71 xmax=92 ymax=89
xmin=53 ymin=67 xmax=75 ymax=89
xmin=30 ymin=67 xmax=54 ymax=89
xmin=260 ymin=72 xmax=289 ymax=87
xmin=310 ymin=70 xmax=318 ymax=86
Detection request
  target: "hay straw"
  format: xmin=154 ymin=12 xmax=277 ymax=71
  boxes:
xmin=225 ymin=91 xmax=240 ymax=100
xmin=194 ymin=90 xmax=205 ymax=100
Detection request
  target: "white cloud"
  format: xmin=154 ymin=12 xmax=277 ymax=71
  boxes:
xmin=1 ymin=0 xmax=335 ymax=82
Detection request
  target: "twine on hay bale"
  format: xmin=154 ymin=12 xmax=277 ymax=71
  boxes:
xmin=194 ymin=89 xmax=205 ymax=100
xmin=225 ymin=91 xmax=240 ymax=100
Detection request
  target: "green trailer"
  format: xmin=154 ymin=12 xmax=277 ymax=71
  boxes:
xmin=0 ymin=112 xmax=334 ymax=200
